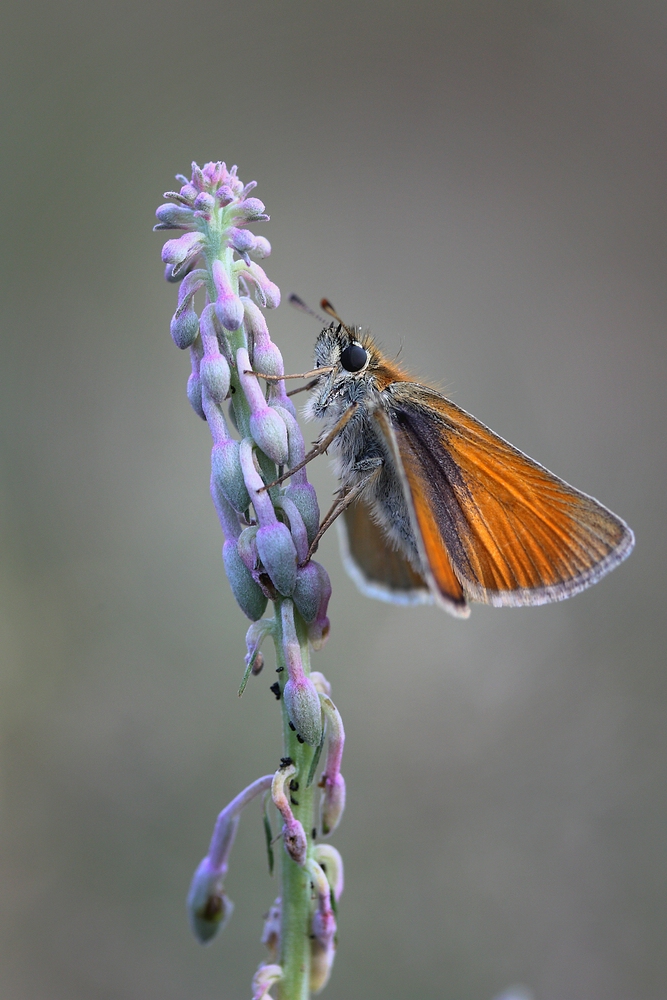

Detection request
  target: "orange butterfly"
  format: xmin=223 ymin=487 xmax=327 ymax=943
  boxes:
xmin=269 ymin=299 xmax=634 ymax=618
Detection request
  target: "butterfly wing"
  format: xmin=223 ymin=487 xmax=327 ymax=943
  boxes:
xmin=374 ymin=386 xmax=634 ymax=610
xmin=338 ymin=497 xmax=433 ymax=606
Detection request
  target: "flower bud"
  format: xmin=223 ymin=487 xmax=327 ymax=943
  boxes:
xmin=187 ymin=371 xmax=205 ymax=419
xmin=284 ymin=484 xmax=320 ymax=545
xmin=252 ymin=964 xmax=283 ymax=1000
xmin=170 ymin=304 xmax=200 ymax=349
xmin=310 ymin=936 xmax=336 ymax=995
xmin=283 ymin=675 xmax=323 ymax=746
xmin=194 ymin=191 xmax=215 ymax=216
xmin=216 ymin=184 xmax=235 ymax=206
xmin=228 ymin=227 xmax=256 ymax=255
xmin=237 ymin=524 xmax=259 ymax=574
xmin=292 ymin=562 xmax=324 ymax=623
xmin=250 ymin=236 xmax=271 ymax=258
xmin=212 ymin=259 xmax=244 ymax=331
xmin=243 ymin=261 xmax=280 ymax=309
xmin=276 ymin=495 xmax=308 ymax=564
xmin=306 ymin=562 xmax=332 ymax=649
xmin=282 ymin=817 xmax=308 ymax=866
xmin=238 ymin=197 xmax=268 ymax=220
xmin=237 ymin=348 xmax=288 ymax=465
xmin=211 ymin=440 xmax=250 ymax=513
xmin=320 ymin=772 xmax=346 ymax=836
xmin=243 ymin=299 xmax=284 ymax=378
xmin=200 ymin=354 xmax=231 ymax=404
xmin=260 ymin=898 xmax=282 ymax=958
xmin=161 ymin=231 xmax=204 ymax=266
xmin=312 ymin=844 xmax=344 ymax=902
xmin=186 ymin=857 xmax=234 ymax=944
xmin=271 ymin=762 xmax=308 ymax=865
xmin=223 ymin=539 xmax=268 ymax=620
xmin=249 ymin=407 xmax=289 ymax=466
xmin=154 ymin=202 xmax=195 ymax=229
xmin=256 ymin=523 xmax=297 ymax=596
xmin=244 ymin=618 xmax=275 ymax=674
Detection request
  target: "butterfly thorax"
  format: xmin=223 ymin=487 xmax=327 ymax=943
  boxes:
xmin=305 ymin=324 xmax=422 ymax=565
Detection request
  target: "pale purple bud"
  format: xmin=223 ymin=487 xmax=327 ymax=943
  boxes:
xmin=237 ymin=348 xmax=288 ymax=465
xmin=228 ymin=227 xmax=257 ymax=255
xmin=271 ymin=762 xmax=308 ymax=865
xmin=319 ymin=695 xmax=345 ymax=835
xmin=284 ymin=483 xmax=320 ymax=545
xmin=161 ymin=231 xmax=204 ymax=266
xmin=250 ymin=235 xmax=271 ymax=259
xmin=216 ymin=184 xmax=235 ymax=206
xmin=310 ymin=672 xmax=332 ymax=697
xmin=244 ymin=618 xmax=275 ymax=675
xmin=252 ymin=964 xmax=283 ymax=1000
xmin=199 ymin=301 xmax=232 ymax=364
xmin=212 ymin=259 xmax=244 ymax=332
xmin=187 ymin=372 xmax=205 ymax=419
xmin=194 ymin=191 xmax=216 ymax=217
xmin=293 ymin=561 xmax=326 ymax=623
xmin=283 ymin=817 xmax=308 ymax=866
xmin=320 ymin=772 xmax=346 ymax=837
xmin=187 ymin=856 xmax=235 ymax=944
xmin=225 ymin=166 xmax=244 ymax=197
xmin=178 ymin=182 xmax=198 ymax=203
xmin=188 ymin=773 xmax=273 ymax=943
xmin=237 ymin=525 xmax=260 ymax=574
xmin=211 ymin=439 xmax=251 ymax=514
xmin=202 ymin=161 xmax=225 ymax=187
xmin=176 ymin=268 xmax=207 ymax=309
xmin=210 ymin=478 xmax=242 ymax=541
xmin=163 ymin=187 xmax=191 ymax=203
xmin=260 ymin=898 xmax=282 ymax=958
xmin=250 ymin=404 xmax=288 ymax=466
xmin=243 ymin=299 xmax=284 ymax=378
xmin=164 ymin=263 xmax=183 ymax=283
xmin=281 ymin=600 xmax=323 ymax=743
xmin=242 ymin=180 xmax=258 ymax=197
xmin=170 ymin=303 xmax=199 ymax=350
xmin=309 ymin=936 xmax=336 ymax=995
xmin=283 ymin=674 xmax=322 ymax=746
xmin=185 ymin=338 xmax=205 ymax=418
xmin=256 ymin=524 xmax=297 ymax=596
xmin=275 ymin=495 xmax=308 ymax=564
xmin=154 ymin=202 xmax=196 ymax=230
xmin=238 ymin=197 xmax=267 ymax=221
xmin=307 ymin=562 xmax=332 ymax=650
xmin=238 ymin=437 xmax=278 ymax=525
xmin=200 ymin=354 xmax=231 ymax=404
xmin=312 ymin=844 xmax=344 ymax=902
xmin=307 ymin=858 xmax=337 ymax=992
xmin=240 ymin=261 xmax=281 ymax=309
xmin=223 ymin=539 xmax=268 ymax=620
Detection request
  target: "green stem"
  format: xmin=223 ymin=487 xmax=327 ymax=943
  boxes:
xmin=275 ymin=600 xmax=316 ymax=1000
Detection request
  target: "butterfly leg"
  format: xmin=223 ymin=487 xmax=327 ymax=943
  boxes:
xmin=260 ymin=403 xmax=360 ymax=491
xmin=303 ymin=460 xmax=383 ymax=562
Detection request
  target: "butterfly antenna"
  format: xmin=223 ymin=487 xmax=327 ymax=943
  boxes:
xmin=320 ymin=298 xmax=355 ymax=340
xmin=288 ymin=293 xmax=328 ymax=326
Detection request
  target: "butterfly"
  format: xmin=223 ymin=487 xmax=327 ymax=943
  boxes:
xmin=265 ymin=299 xmax=634 ymax=618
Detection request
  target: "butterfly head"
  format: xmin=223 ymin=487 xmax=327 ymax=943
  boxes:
xmin=304 ymin=322 xmax=374 ymax=418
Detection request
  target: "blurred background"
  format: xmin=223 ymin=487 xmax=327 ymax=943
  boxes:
xmin=1 ymin=3 xmax=665 ymax=999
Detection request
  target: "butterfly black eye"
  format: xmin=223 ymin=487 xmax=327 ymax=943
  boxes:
xmin=340 ymin=342 xmax=368 ymax=372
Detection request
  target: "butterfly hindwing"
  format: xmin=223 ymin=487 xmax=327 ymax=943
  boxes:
xmin=339 ymin=497 xmax=433 ymax=606
xmin=377 ymin=385 xmax=634 ymax=608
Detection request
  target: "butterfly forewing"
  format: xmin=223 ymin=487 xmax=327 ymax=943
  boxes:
xmin=380 ymin=385 xmax=634 ymax=608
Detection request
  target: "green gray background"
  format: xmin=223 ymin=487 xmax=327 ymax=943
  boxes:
xmin=1 ymin=3 xmax=665 ymax=999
